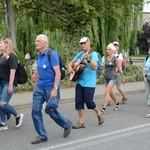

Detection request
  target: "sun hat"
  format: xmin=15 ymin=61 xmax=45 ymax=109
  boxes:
xmin=45 ymin=98 xmax=58 ymax=114
xmin=107 ymin=43 xmax=116 ymax=51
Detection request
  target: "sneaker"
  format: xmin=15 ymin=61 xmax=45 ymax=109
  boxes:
xmin=0 ymin=123 xmax=8 ymax=131
xmin=97 ymin=116 xmax=104 ymax=125
xmin=63 ymin=120 xmax=72 ymax=137
xmin=121 ymin=97 xmax=127 ymax=104
xmin=145 ymin=113 xmax=150 ymax=118
xmin=101 ymin=108 xmax=106 ymax=114
xmin=31 ymin=137 xmax=48 ymax=144
xmin=114 ymin=102 xmax=122 ymax=110
xmin=16 ymin=113 xmax=24 ymax=128
xmin=6 ymin=112 xmax=11 ymax=120
xmin=72 ymin=122 xmax=86 ymax=129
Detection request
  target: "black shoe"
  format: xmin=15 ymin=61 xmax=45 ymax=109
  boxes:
xmin=31 ymin=137 xmax=48 ymax=144
xmin=6 ymin=112 xmax=11 ymax=120
xmin=16 ymin=113 xmax=24 ymax=128
xmin=63 ymin=121 xmax=72 ymax=137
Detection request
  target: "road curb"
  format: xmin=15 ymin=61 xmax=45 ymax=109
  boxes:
xmin=13 ymin=90 xmax=145 ymax=110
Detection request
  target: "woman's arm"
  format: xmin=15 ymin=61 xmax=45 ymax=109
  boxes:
xmin=8 ymin=69 xmax=16 ymax=93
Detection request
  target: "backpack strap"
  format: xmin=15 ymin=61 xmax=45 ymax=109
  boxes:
xmin=47 ymin=48 xmax=53 ymax=62
xmin=116 ymin=52 xmax=120 ymax=58
xmin=146 ymin=55 xmax=149 ymax=62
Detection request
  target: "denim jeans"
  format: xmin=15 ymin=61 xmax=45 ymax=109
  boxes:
xmin=145 ymin=81 xmax=150 ymax=106
xmin=0 ymin=79 xmax=18 ymax=123
xmin=32 ymin=85 xmax=70 ymax=139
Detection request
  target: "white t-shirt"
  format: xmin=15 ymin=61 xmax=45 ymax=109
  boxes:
xmin=115 ymin=52 xmax=123 ymax=71
xmin=115 ymin=52 xmax=123 ymax=60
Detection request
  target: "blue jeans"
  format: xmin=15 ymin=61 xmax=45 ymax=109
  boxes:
xmin=0 ymin=79 xmax=18 ymax=123
xmin=32 ymin=85 xmax=70 ymax=139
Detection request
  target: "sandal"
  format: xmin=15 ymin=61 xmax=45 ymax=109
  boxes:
xmin=121 ymin=97 xmax=127 ymax=104
xmin=72 ymin=122 xmax=86 ymax=129
xmin=145 ymin=113 xmax=150 ymax=118
xmin=107 ymin=101 xmax=111 ymax=106
xmin=97 ymin=116 xmax=104 ymax=125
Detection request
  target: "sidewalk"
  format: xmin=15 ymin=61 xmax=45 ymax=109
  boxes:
xmin=10 ymin=81 xmax=145 ymax=110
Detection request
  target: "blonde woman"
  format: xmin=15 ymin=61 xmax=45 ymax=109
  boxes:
xmin=0 ymin=38 xmax=24 ymax=131
xmin=101 ymin=43 xmax=125 ymax=113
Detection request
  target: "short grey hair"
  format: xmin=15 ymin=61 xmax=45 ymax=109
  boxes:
xmin=36 ymin=34 xmax=49 ymax=46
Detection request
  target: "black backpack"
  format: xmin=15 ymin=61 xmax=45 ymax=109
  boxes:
xmin=17 ymin=62 xmax=28 ymax=84
xmin=47 ymin=48 xmax=66 ymax=80
xmin=6 ymin=54 xmax=28 ymax=84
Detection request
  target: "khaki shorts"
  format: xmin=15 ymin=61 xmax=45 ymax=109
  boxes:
xmin=116 ymin=73 xmax=122 ymax=85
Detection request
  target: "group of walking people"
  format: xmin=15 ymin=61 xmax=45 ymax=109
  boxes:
xmin=0 ymin=35 xmax=128 ymax=144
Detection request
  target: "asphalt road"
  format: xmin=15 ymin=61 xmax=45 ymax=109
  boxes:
xmin=0 ymin=93 xmax=150 ymax=150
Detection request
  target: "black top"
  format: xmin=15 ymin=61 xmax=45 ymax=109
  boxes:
xmin=105 ymin=56 xmax=117 ymax=79
xmin=0 ymin=53 xmax=18 ymax=85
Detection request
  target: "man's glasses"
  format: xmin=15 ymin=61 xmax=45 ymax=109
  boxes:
xmin=35 ymin=40 xmax=45 ymax=43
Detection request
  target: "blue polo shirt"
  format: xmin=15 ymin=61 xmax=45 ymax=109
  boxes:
xmin=74 ymin=51 xmax=98 ymax=87
xmin=37 ymin=49 xmax=60 ymax=89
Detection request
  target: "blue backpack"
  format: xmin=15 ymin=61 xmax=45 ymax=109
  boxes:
xmin=96 ymin=52 xmax=103 ymax=76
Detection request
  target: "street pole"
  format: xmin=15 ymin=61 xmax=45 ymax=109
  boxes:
xmin=6 ymin=0 xmax=17 ymax=49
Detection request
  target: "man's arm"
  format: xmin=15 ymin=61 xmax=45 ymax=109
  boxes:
xmin=51 ymin=66 xmax=61 ymax=99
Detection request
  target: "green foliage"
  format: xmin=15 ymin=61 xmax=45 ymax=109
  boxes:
xmin=0 ymin=0 xmax=145 ymax=62
xmin=123 ymin=65 xmax=143 ymax=81
xmin=14 ymin=64 xmax=144 ymax=92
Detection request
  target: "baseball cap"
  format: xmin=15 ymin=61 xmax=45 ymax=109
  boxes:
xmin=79 ymin=37 xmax=90 ymax=43
xmin=113 ymin=41 xmax=119 ymax=46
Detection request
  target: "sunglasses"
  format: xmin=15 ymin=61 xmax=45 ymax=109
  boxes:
xmin=114 ymin=44 xmax=119 ymax=46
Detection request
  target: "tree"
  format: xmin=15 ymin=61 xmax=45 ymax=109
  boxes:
xmin=0 ymin=0 xmax=144 ymax=57
xmin=137 ymin=20 xmax=150 ymax=54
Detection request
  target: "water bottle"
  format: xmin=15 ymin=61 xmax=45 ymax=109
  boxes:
xmin=101 ymin=56 xmax=105 ymax=66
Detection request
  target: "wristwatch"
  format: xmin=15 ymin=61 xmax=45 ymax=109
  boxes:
xmin=87 ymin=60 xmax=91 ymax=63
xmin=53 ymin=87 xmax=58 ymax=90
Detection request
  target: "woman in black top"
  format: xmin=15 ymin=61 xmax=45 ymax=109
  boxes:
xmin=0 ymin=38 xmax=24 ymax=131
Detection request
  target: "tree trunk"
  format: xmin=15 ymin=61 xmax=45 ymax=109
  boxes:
xmin=6 ymin=0 xmax=17 ymax=49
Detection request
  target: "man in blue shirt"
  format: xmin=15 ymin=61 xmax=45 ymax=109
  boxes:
xmin=31 ymin=34 xmax=71 ymax=144
xmin=68 ymin=37 xmax=104 ymax=129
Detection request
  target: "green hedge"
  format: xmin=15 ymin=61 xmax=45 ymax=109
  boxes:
xmin=15 ymin=64 xmax=144 ymax=93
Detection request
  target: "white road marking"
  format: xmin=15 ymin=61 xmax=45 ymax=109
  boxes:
xmin=37 ymin=123 xmax=150 ymax=150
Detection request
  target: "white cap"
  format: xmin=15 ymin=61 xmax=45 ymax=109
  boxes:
xmin=79 ymin=37 xmax=90 ymax=43
xmin=107 ymin=43 xmax=116 ymax=51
